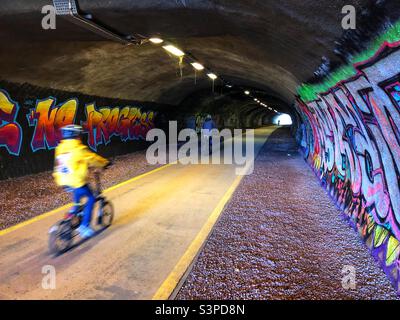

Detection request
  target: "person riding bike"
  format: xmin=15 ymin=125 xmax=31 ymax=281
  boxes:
xmin=201 ymin=114 xmax=216 ymax=153
xmin=202 ymin=114 xmax=215 ymax=130
xmin=53 ymin=125 xmax=109 ymax=239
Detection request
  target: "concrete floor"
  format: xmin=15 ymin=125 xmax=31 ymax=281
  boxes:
xmin=0 ymin=127 xmax=275 ymax=299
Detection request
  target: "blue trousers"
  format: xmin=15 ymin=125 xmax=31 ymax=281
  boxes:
xmin=72 ymin=185 xmax=96 ymax=227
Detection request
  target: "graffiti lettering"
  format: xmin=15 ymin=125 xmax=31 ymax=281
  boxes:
xmin=82 ymin=103 xmax=155 ymax=151
xmin=0 ymin=90 xmax=22 ymax=155
xmin=0 ymin=89 xmax=157 ymax=156
xmin=296 ymin=42 xmax=400 ymax=290
xmin=27 ymin=98 xmax=77 ymax=151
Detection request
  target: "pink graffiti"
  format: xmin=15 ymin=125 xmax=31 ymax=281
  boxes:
xmin=0 ymin=90 xmax=22 ymax=155
xmin=296 ymin=42 xmax=400 ymax=240
xmin=27 ymin=98 xmax=77 ymax=151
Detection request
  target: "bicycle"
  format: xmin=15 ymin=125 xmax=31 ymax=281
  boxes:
xmin=48 ymin=170 xmax=114 ymax=255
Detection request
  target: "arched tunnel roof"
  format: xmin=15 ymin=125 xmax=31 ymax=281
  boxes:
xmin=0 ymin=0 xmax=383 ymax=110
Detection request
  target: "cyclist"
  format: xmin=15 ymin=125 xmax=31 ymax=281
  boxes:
xmin=53 ymin=125 xmax=109 ymax=238
xmin=201 ymin=114 xmax=216 ymax=153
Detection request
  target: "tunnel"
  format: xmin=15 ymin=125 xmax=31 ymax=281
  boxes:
xmin=1 ymin=0 xmax=400 ymax=301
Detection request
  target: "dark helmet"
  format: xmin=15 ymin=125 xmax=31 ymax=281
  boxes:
xmin=60 ymin=125 xmax=83 ymax=139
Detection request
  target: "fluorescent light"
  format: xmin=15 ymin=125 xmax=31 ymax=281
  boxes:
xmin=244 ymin=90 xmax=250 ymax=95
xmin=191 ymin=62 xmax=204 ymax=70
xmin=162 ymin=45 xmax=185 ymax=57
xmin=149 ymin=37 xmax=164 ymax=44
xmin=207 ymin=73 xmax=217 ymax=80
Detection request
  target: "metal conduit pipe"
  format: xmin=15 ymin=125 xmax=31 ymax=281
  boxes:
xmin=52 ymin=0 xmax=145 ymax=45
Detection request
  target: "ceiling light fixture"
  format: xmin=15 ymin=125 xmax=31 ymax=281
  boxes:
xmin=244 ymin=90 xmax=250 ymax=95
xmin=149 ymin=37 xmax=164 ymax=44
xmin=191 ymin=62 xmax=204 ymax=70
xmin=207 ymin=73 xmax=217 ymax=80
xmin=162 ymin=45 xmax=185 ymax=57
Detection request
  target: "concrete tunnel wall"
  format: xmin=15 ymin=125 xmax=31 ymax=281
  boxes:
xmin=0 ymin=80 xmax=274 ymax=180
xmin=0 ymin=81 xmax=170 ymax=179
xmin=175 ymin=88 xmax=276 ymax=131
xmin=295 ymin=40 xmax=400 ymax=293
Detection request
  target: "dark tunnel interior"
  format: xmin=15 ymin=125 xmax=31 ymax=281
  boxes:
xmin=3 ymin=0 xmax=399 ymax=133
xmin=3 ymin=0 xmax=400 ymax=300
xmin=1 ymin=0 xmax=387 ymax=130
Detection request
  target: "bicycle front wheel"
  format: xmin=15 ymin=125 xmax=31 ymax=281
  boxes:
xmin=100 ymin=201 xmax=114 ymax=228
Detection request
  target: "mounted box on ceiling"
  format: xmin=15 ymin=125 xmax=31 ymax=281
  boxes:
xmin=52 ymin=0 xmax=144 ymax=45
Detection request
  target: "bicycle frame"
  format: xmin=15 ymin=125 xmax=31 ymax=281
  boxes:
xmin=67 ymin=171 xmax=105 ymax=218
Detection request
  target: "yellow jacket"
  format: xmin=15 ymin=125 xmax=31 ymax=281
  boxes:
xmin=53 ymin=139 xmax=109 ymax=188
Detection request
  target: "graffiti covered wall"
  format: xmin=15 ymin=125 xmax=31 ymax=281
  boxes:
xmin=0 ymin=82 xmax=167 ymax=179
xmin=296 ymin=41 xmax=400 ymax=292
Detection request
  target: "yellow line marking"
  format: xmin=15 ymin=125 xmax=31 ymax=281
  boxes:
xmin=104 ymin=163 xmax=174 ymax=193
xmin=152 ymin=128 xmax=274 ymax=300
xmin=152 ymin=173 xmax=245 ymax=300
xmin=0 ymin=204 xmax=72 ymax=237
xmin=0 ymin=163 xmax=174 ymax=237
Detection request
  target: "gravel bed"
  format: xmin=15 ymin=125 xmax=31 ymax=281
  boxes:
xmin=0 ymin=151 xmax=160 ymax=230
xmin=177 ymin=127 xmax=398 ymax=300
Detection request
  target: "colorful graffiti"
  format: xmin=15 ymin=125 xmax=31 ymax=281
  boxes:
xmin=82 ymin=103 xmax=154 ymax=151
xmin=296 ymin=41 xmax=400 ymax=292
xmin=0 ymin=89 xmax=156 ymax=155
xmin=0 ymin=90 xmax=22 ymax=156
xmin=27 ymin=98 xmax=77 ymax=151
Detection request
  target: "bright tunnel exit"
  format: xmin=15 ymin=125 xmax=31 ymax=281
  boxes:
xmin=273 ymin=113 xmax=292 ymax=126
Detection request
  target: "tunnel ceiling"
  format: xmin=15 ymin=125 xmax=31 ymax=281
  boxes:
xmin=0 ymin=0 xmax=377 ymax=107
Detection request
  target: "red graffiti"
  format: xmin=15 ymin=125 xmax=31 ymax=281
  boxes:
xmin=0 ymin=90 xmax=22 ymax=155
xmin=28 ymin=98 xmax=77 ymax=151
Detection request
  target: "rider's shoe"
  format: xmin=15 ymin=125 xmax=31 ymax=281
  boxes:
xmin=77 ymin=225 xmax=95 ymax=238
